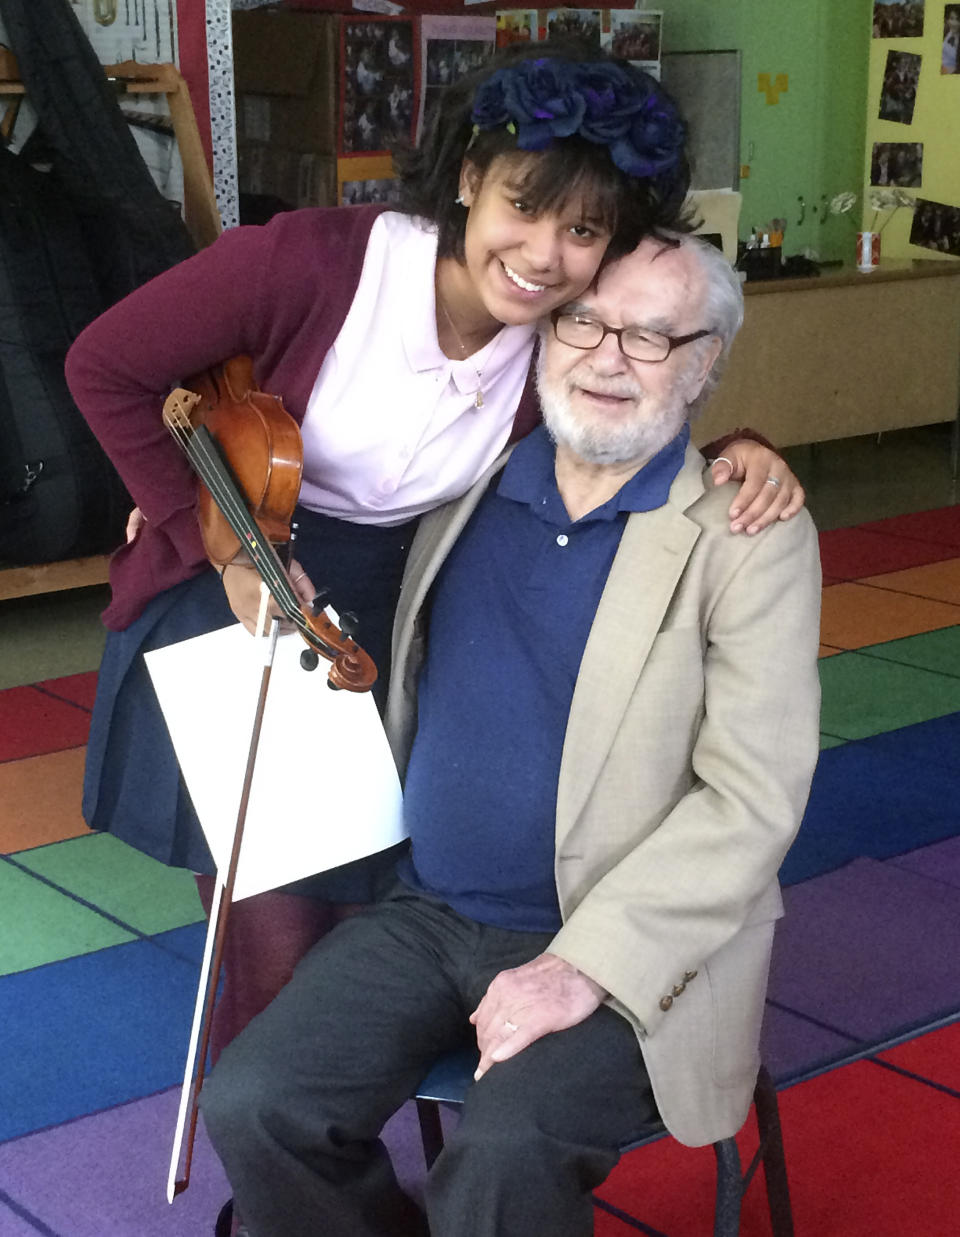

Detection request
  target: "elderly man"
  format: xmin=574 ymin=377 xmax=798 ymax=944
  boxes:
xmin=201 ymin=235 xmax=821 ymax=1237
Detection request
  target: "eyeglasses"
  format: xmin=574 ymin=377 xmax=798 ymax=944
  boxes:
xmin=551 ymin=310 xmax=716 ymax=364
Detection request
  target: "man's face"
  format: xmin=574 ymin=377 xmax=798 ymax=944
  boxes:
xmin=537 ymin=238 xmax=721 ymax=467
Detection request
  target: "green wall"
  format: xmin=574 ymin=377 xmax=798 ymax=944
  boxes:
xmin=663 ymin=0 xmax=872 ymax=261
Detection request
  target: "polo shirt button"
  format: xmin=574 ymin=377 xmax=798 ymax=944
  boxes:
xmin=556 ymin=534 xmax=569 ymax=547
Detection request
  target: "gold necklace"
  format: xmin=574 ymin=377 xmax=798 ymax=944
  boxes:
xmin=437 ymin=294 xmax=485 ymax=408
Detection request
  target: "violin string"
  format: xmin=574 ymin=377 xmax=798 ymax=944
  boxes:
xmin=166 ymin=415 xmax=341 ymax=659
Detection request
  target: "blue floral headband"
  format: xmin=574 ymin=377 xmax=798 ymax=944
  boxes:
xmin=470 ymin=58 xmax=685 ymax=180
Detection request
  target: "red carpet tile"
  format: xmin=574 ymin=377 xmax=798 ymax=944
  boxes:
xmin=877 ymin=1019 xmax=960 ymax=1092
xmin=818 ymin=526 xmax=959 ymax=580
xmin=595 ymin=1047 xmax=960 ymax=1236
xmin=0 ymin=685 xmax=92 ymax=762
xmin=858 ymin=505 xmax=960 ymax=548
xmin=35 ymin=670 xmax=98 ymax=711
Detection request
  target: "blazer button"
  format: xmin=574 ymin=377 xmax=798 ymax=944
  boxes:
xmin=672 ymin=982 xmax=686 ymax=997
xmin=684 ymin=970 xmax=698 ymax=982
xmin=659 ymin=994 xmax=673 ymax=1011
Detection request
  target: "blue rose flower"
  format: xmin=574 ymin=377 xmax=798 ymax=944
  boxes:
xmin=502 ymin=58 xmax=586 ymax=149
xmin=612 ymin=96 xmax=686 ymax=178
xmin=469 ymin=58 xmax=685 ymax=179
xmin=471 ymin=71 xmax=511 ymax=129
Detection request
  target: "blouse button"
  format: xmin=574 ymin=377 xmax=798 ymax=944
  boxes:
xmin=556 ymin=534 xmax=569 ymax=547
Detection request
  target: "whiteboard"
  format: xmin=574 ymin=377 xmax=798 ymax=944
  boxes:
xmin=661 ymin=50 xmax=741 ymax=192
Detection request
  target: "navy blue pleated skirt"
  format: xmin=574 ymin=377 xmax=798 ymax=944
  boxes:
xmin=84 ymin=507 xmax=417 ymax=901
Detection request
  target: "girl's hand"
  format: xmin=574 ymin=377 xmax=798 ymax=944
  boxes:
xmin=220 ymin=558 xmax=316 ymax=633
xmin=710 ymin=443 xmax=805 ymax=535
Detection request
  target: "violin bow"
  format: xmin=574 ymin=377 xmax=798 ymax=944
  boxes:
xmin=167 ymin=599 xmax=279 ymax=1201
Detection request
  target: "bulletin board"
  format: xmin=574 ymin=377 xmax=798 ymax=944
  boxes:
xmin=660 ymin=49 xmax=741 ymax=191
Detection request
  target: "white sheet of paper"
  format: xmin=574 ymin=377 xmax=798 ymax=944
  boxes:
xmin=145 ymin=624 xmax=406 ymax=900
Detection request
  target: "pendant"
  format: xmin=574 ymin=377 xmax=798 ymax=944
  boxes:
xmin=475 ymin=390 xmax=484 ymax=408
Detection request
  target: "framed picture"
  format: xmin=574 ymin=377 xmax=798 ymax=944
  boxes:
xmin=495 ymin=10 xmax=539 ymax=47
xmin=606 ymin=10 xmax=662 ymax=75
xmin=340 ymin=17 xmax=417 ymax=157
xmin=878 ymin=50 xmax=922 ymax=124
xmin=545 ymin=9 xmax=602 ymax=46
xmin=419 ymin=15 xmax=496 ymax=141
xmin=870 ymin=141 xmax=923 ymax=186
xmin=910 ymin=197 xmax=960 ymax=255
xmin=872 ymin=0 xmax=925 ymax=38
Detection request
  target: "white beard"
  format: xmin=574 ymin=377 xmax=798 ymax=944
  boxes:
xmin=536 ymin=353 xmax=691 ymax=466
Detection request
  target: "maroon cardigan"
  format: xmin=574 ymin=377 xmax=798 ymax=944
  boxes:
xmin=65 ymin=205 xmax=540 ymax=629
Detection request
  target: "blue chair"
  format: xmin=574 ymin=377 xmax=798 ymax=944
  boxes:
xmin=414 ymin=1050 xmax=794 ymax=1237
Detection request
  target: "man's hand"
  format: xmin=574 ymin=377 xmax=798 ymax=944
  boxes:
xmin=710 ymin=441 xmax=805 ymax=534
xmin=469 ymin=952 xmax=606 ymax=1081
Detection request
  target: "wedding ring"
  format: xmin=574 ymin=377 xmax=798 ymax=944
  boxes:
xmin=712 ymin=456 xmax=734 ymax=469
xmin=765 ymin=476 xmax=781 ymax=488
xmin=503 ymin=1020 xmax=519 ymax=1034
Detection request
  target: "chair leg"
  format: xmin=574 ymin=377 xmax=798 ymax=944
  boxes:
xmin=712 ymin=1137 xmax=743 ymax=1237
xmin=416 ymin=1098 xmax=446 ymax=1171
xmin=753 ymin=1066 xmax=795 ymax=1237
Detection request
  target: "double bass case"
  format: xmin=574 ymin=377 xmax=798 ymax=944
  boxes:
xmin=0 ymin=0 xmax=194 ymax=564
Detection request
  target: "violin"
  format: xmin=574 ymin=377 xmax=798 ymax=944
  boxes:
xmin=162 ymin=356 xmax=376 ymax=693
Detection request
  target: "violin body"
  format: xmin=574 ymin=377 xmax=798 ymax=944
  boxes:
xmin=162 ymin=357 xmax=376 ymax=693
xmin=187 ymin=357 xmax=303 ymax=567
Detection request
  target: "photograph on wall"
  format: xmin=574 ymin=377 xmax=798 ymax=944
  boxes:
xmin=341 ymin=18 xmax=416 ymax=156
xmin=870 ymin=141 xmax=923 ymax=185
xmin=419 ymin=15 xmax=496 ymax=141
xmin=341 ymin=178 xmax=402 ymax=206
xmin=872 ymin=0 xmax=925 ymax=38
xmin=546 ymin=9 xmax=601 ymax=45
xmin=878 ymin=50 xmax=922 ymax=123
xmin=496 ymin=10 xmax=539 ymax=47
xmin=942 ymin=5 xmax=960 ymax=72
xmin=605 ymin=11 xmax=662 ymax=71
xmin=910 ymin=197 xmax=960 ymax=254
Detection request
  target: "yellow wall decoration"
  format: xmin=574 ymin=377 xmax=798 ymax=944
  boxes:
xmin=757 ymin=72 xmax=789 ymax=105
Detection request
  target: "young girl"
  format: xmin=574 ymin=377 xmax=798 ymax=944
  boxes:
xmin=66 ymin=42 xmax=803 ymax=1061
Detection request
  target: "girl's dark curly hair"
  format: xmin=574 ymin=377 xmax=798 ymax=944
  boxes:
xmin=393 ymin=39 xmax=693 ymax=265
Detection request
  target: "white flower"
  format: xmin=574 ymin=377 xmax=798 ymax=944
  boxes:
xmin=829 ymin=191 xmax=857 ymax=215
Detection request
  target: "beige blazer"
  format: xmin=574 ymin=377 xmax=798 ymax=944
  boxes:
xmin=384 ymin=441 xmax=822 ymax=1147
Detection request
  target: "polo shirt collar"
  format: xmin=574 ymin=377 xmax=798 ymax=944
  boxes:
xmin=498 ymin=423 xmax=691 ymax=525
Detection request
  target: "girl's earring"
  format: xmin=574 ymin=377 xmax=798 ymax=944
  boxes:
xmin=455 ymin=194 xmax=465 ymax=206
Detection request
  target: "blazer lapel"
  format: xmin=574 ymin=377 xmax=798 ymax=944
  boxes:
xmin=556 ymin=451 xmax=705 ymax=841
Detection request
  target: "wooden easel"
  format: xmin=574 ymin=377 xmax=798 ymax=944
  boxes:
xmin=0 ymin=48 xmax=222 ymax=600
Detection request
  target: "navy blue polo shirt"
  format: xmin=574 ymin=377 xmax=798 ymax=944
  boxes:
xmin=397 ymin=423 xmax=689 ymax=931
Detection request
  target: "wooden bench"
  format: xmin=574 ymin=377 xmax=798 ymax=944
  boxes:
xmin=0 ymin=555 xmax=111 ymax=602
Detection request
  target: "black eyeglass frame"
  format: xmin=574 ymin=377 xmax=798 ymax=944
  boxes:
xmin=550 ymin=310 xmax=716 ymax=364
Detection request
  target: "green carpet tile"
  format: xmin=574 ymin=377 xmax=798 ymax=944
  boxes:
xmin=0 ymin=588 xmax=108 ymax=690
xmin=818 ymin=651 xmax=960 ymax=741
xmin=856 ymin=624 xmax=960 ymax=679
xmin=13 ymin=834 xmax=205 ymax=937
xmin=0 ymin=860 xmax=135 ymax=975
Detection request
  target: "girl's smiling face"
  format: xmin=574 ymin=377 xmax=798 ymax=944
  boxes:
xmin=452 ymin=154 xmax=614 ymax=330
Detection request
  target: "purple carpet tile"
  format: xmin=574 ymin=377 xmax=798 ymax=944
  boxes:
xmin=760 ymin=1001 xmax=860 ymax=1083
xmin=768 ymin=858 xmax=960 ymax=1046
xmin=886 ymin=836 xmax=960 ymax=890
xmin=0 ymin=1088 xmax=229 ymax=1237
xmin=0 ymin=1085 xmax=436 ymax=1237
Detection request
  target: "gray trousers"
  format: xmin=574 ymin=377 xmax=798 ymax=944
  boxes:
xmin=201 ymin=885 xmax=658 ymax=1237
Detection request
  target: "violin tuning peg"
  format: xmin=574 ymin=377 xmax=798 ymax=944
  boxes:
xmin=310 ymin=587 xmax=331 ymax=615
xmin=339 ymin=611 xmax=360 ymax=640
xmin=327 ymin=679 xmax=342 ymax=691
xmin=299 ymin=648 xmax=320 ymax=672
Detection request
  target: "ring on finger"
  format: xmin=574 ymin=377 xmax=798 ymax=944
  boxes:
xmin=503 ymin=1019 xmax=519 ymax=1034
xmin=764 ymin=476 xmax=781 ymax=488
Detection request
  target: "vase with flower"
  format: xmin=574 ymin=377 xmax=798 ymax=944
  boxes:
xmin=829 ymin=188 xmax=915 ymax=271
